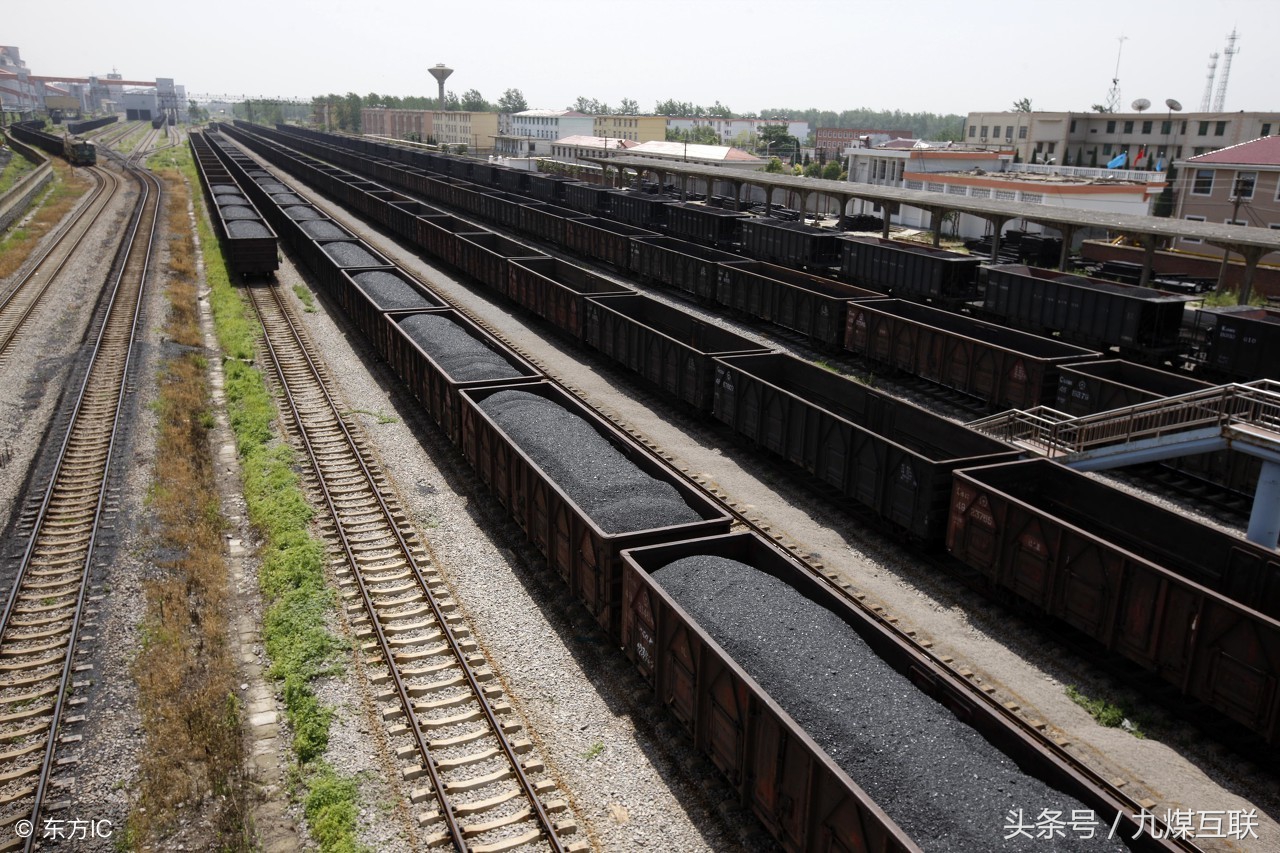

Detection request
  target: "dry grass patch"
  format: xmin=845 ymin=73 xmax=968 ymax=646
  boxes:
xmin=0 ymin=160 xmax=92 ymax=279
xmin=129 ymin=166 xmax=251 ymax=849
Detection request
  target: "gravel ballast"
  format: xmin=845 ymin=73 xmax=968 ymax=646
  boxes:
xmin=478 ymin=389 xmax=703 ymax=534
xmin=352 ymin=271 xmax=435 ymax=311
xmin=227 ymin=220 xmax=272 ymax=238
xmin=652 ymin=556 xmax=1124 ymax=852
xmin=397 ymin=314 xmax=523 ymax=382
xmin=299 ymin=220 xmax=351 ymax=240
xmin=323 ymin=241 xmax=383 ymax=268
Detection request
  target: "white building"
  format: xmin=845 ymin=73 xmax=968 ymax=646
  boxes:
xmin=665 ymin=116 xmax=809 ymax=147
xmin=497 ymin=109 xmax=595 ymax=156
xmin=846 ymin=140 xmax=1164 ymax=239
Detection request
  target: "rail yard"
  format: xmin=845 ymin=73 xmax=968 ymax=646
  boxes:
xmin=0 ymin=115 xmax=1275 ymax=853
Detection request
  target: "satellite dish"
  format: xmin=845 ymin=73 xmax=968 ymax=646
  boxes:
xmin=1131 ymin=98 xmax=1151 ymax=112
xmin=1165 ymin=98 xmax=1183 ymax=112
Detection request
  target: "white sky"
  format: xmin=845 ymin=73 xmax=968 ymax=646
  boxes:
xmin=9 ymin=0 xmax=1279 ymax=115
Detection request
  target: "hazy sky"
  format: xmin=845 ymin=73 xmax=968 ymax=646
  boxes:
xmin=10 ymin=0 xmax=1279 ymax=115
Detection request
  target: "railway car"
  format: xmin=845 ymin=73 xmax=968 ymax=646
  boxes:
xmin=65 ymin=114 xmax=118 ymax=135
xmin=713 ymin=352 xmax=1022 ymax=540
xmin=7 ymin=123 xmax=96 ymax=166
xmin=1193 ymin=304 xmax=1280 ymax=382
xmin=740 ymin=218 xmax=843 ymax=270
xmin=839 ymin=236 xmax=981 ymax=302
xmin=983 ymin=264 xmax=1194 ymax=360
xmin=948 ymin=459 xmax=1280 ymax=742
xmin=844 ymin=299 xmax=1101 ymax=411
xmin=189 ymin=131 xmax=278 ymax=275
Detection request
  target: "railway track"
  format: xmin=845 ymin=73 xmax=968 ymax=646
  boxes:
xmin=244 ymin=278 xmax=583 ymax=853
xmin=0 ymin=134 xmax=160 ymax=851
xmin=0 ymin=166 xmax=121 ymax=366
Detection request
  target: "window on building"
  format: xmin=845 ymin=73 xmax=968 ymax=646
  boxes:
xmin=1141 ymin=120 xmax=1152 ymax=134
xmin=1019 ymin=126 xmax=1027 ymax=139
xmin=1215 ymin=121 xmax=1227 ymax=136
xmin=1183 ymin=215 xmax=1205 ymax=243
xmin=1192 ymin=169 xmax=1214 ymax=195
xmin=1106 ymin=120 xmax=1116 ymax=133
xmin=1069 ymin=119 xmax=1077 ymax=133
xmin=1048 ymin=142 xmax=1057 ymax=154
xmin=1263 ymin=123 xmax=1273 ymax=136
xmin=1123 ymin=121 xmax=1134 ymax=134
xmin=1103 ymin=143 xmax=1113 ymax=155
xmin=993 ymin=125 xmax=1001 ymax=138
xmin=1161 ymin=120 xmax=1172 ymax=135
xmin=1198 ymin=121 xmax=1210 ymax=135
xmin=1181 ymin=121 xmax=1187 ymax=135
xmin=980 ymin=125 xmax=988 ymax=138
xmin=1234 ymin=171 xmax=1257 ymax=199
xmin=1224 ymin=218 xmax=1247 ymax=227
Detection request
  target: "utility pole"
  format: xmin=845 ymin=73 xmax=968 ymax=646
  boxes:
xmin=1216 ymin=172 xmax=1251 ymax=295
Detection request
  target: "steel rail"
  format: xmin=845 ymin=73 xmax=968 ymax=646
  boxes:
xmin=0 ymin=166 xmax=119 ymax=361
xmin=0 ymin=132 xmax=160 ymax=851
xmin=246 ymin=280 xmax=567 ymax=853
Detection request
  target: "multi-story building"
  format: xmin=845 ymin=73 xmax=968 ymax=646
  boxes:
xmin=965 ymin=109 xmax=1280 ymax=169
xmin=845 ymin=140 xmax=1163 ymax=239
xmin=592 ymin=114 xmax=666 ymax=144
xmin=622 ymin=140 xmax=764 ymax=169
xmin=431 ymin=110 xmax=499 ymax=152
xmin=547 ymin=135 xmax=638 ymax=166
xmin=495 ymin=109 xmax=594 ymax=157
xmin=664 ymin=117 xmax=810 ymax=148
xmin=361 ymin=107 xmax=433 ymax=141
xmin=815 ymin=127 xmax=912 ymax=160
xmin=1172 ymin=136 xmax=1280 ymax=262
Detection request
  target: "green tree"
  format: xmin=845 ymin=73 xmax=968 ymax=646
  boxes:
xmin=460 ymin=89 xmax=490 ymax=111
xmin=444 ymin=91 xmax=461 ymax=111
xmin=618 ymin=97 xmax=639 ymax=115
xmin=803 ymin=161 xmax=822 ymax=178
xmin=1012 ymin=97 xmax=1033 ymax=112
xmin=821 ymin=161 xmax=843 ymax=181
xmin=707 ymin=100 xmax=733 ymax=117
xmin=497 ymin=88 xmax=528 ymax=112
xmin=764 ymin=156 xmax=784 ymax=173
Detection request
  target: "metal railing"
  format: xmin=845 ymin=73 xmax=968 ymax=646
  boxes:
xmin=969 ymin=380 xmax=1280 ymax=457
xmin=1006 ymin=162 xmax=1166 ymax=184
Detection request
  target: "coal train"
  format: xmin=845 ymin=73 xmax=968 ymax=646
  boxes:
xmin=7 ymin=121 xmax=97 ymax=167
xmin=197 ymin=121 xmax=1273 ymax=852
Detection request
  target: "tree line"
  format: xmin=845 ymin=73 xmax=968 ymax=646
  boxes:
xmin=291 ymin=91 xmax=965 ymax=141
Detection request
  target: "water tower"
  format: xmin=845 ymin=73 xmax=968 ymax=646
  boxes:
xmin=429 ymin=63 xmax=453 ymax=108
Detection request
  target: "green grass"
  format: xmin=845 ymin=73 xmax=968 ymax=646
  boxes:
xmin=0 ymin=151 xmax=37 ymax=196
xmin=1065 ymin=685 xmax=1145 ymax=737
xmin=188 ymin=142 xmax=360 ymax=851
xmin=1199 ymin=288 xmax=1268 ymax=308
xmin=293 ymin=284 xmax=317 ymax=312
xmin=583 ymin=741 xmax=605 ymax=761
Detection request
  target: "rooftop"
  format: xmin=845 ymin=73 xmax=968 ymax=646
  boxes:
xmin=629 ymin=140 xmax=762 ymax=163
xmin=1186 ymin=136 xmax=1280 ymax=167
xmin=553 ymin=135 xmax=638 ymax=149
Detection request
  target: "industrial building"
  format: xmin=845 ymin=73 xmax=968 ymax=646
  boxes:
xmin=0 ymin=44 xmax=184 ymax=122
xmin=1173 ymin=135 xmax=1280 ymax=263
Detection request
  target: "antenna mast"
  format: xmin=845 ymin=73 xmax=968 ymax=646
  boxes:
xmin=1200 ymin=52 xmax=1219 ymax=111
xmin=1211 ymin=29 xmax=1239 ymax=111
xmin=1104 ymin=35 xmax=1128 ymax=113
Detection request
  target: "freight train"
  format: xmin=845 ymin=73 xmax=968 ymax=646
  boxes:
xmin=242 ymin=121 xmax=1274 ymax=389
xmin=198 ymin=122 xmax=1232 ymax=853
xmin=7 ymin=122 xmax=97 ymax=166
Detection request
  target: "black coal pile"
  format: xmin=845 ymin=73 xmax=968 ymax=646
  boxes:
xmin=652 ymin=556 xmax=1125 ymax=853
xmin=220 ymin=206 xmax=259 ymax=220
xmin=284 ymin=206 xmax=324 ymax=221
xmin=323 ymin=242 xmax=383 ymax=268
xmin=398 ymin=315 xmax=523 ymax=383
xmin=227 ymin=221 xmax=272 ymax=238
xmin=258 ymin=182 xmax=288 ymax=193
xmin=211 ymin=185 xmax=241 ymax=195
xmin=478 ymin=390 xmax=703 ymax=534
xmin=214 ymin=194 xmax=248 ymax=206
xmin=352 ymin=271 xmax=435 ymax=311
xmin=271 ymin=193 xmax=305 ymax=205
xmin=300 ymin=220 xmax=351 ymax=240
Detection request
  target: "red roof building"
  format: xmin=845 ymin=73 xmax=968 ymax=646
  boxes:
xmin=1173 ymin=136 xmax=1280 ymax=261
